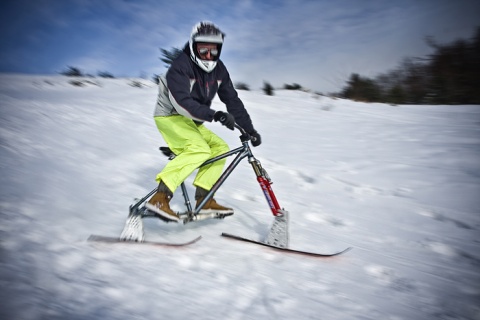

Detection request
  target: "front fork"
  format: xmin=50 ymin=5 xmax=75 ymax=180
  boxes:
xmin=249 ymin=158 xmax=282 ymax=216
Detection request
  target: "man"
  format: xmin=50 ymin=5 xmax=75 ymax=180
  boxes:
xmin=146 ymin=21 xmax=261 ymax=222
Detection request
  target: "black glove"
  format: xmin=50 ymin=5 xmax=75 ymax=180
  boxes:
xmin=214 ymin=111 xmax=235 ymax=130
xmin=249 ymin=130 xmax=261 ymax=147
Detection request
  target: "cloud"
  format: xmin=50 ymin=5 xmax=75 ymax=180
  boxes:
xmin=217 ymin=0 xmax=480 ymax=92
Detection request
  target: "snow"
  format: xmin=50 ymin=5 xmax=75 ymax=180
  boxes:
xmin=1 ymin=73 xmax=479 ymax=320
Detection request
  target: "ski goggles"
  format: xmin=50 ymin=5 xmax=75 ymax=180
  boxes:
xmin=198 ymin=47 xmax=219 ymax=56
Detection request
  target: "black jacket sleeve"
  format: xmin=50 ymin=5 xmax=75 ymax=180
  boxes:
xmin=216 ymin=63 xmax=255 ymax=133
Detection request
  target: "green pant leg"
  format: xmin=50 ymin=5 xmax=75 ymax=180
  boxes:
xmin=193 ymin=124 xmax=230 ymax=191
xmin=153 ymin=116 xmax=211 ymax=193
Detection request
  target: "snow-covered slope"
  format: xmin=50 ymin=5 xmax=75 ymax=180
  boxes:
xmin=1 ymin=74 xmax=479 ymax=320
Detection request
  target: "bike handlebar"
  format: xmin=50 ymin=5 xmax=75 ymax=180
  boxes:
xmin=234 ymin=123 xmax=247 ymax=135
xmin=234 ymin=124 xmax=253 ymax=143
xmin=218 ymin=118 xmax=249 ymax=142
xmin=217 ymin=113 xmax=247 ymax=135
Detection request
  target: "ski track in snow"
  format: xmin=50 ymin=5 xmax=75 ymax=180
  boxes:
xmin=1 ymin=74 xmax=480 ymax=320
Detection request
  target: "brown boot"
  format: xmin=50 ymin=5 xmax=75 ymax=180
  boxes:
xmin=196 ymin=198 xmax=234 ymax=216
xmin=145 ymin=192 xmax=179 ymax=222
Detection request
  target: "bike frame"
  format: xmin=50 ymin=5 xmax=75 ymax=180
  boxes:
xmin=130 ymin=124 xmax=283 ymax=223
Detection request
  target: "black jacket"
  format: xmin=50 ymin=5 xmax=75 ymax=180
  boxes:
xmin=154 ymin=45 xmax=255 ymax=133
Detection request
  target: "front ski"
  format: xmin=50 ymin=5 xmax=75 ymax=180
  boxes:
xmin=221 ymin=233 xmax=351 ymax=257
xmin=88 ymin=235 xmax=202 ymax=247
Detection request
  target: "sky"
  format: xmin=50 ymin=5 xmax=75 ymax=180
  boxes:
xmin=1 ymin=0 xmax=479 ymax=93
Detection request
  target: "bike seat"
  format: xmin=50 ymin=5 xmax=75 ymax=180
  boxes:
xmin=159 ymin=146 xmax=176 ymax=160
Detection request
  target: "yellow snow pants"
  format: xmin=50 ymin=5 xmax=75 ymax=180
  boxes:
xmin=153 ymin=115 xmax=229 ymax=193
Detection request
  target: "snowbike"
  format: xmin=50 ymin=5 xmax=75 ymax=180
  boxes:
xmin=89 ymin=124 xmax=351 ymax=256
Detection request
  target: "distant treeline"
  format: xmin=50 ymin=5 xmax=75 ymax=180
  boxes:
xmin=339 ymin=27 xmax=480 ymax=105
xmin=60 ymin=67 xmax=115 ymax=79
xmin=62 ymin=27 xmax=479 ymax=104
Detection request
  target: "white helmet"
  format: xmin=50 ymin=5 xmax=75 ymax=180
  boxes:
xmin=189 ymin=21 xmax=225 ymax=73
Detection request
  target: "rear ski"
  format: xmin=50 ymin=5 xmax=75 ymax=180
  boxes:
xmin=88 ymin=234 xmax=202 ymax=247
